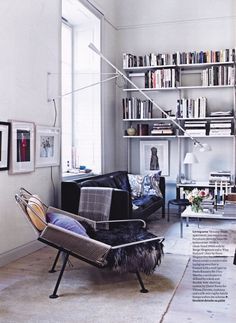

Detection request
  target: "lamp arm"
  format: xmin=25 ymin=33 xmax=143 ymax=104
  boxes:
xmin=49 ymin=74 xmax=118 ymax=102
xmin=88 ymin=43 xmax=203 ymax=148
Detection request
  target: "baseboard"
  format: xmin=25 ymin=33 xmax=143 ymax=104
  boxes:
xmin=0 ymin=240 xmax=44 ymax=267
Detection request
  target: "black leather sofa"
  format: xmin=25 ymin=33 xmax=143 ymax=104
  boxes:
xmin=61 ymin=171 xmax=165 ymax=221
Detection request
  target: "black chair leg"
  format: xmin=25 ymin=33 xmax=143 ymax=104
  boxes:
xmin=162 ymin=204 xmax=165 ymax=219
xmin=49 ymin=252 xmax=69 ymax=299
xmin=136 ymin=272 xmax=148 ymax=293
xmin=48 ymin=250 xmax=61 ymax=273
xmin=167 ymin=202 xmax=170 ymax=222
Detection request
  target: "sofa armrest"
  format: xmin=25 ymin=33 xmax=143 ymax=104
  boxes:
xmin=61 ymin=181 xmax=80 ymax=214
xmin=109 ymin=189 xmax=132 ymax=220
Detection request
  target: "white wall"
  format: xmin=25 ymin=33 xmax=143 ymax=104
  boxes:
xmin=90 ymin=0 xmax=117 ymax=172
xmin=114 ymin=0 xmax=236 ymax=199
xmin=0 ymin=0 xmax=61 ymax=265
xmin=101 ymin=19 xmax=117 ymax=173
xmin=1 ymin=0 xmax=235 ymax=264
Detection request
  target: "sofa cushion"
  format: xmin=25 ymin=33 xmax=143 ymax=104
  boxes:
xmin=128 ymin=171 xmax=162 ymax=199
xmin=46 ymin=212 xmax=88 ymax=237
xmin=142 ymin=172 xmax=162 ymax=198
xmin=128 ymin=174 xmax=143 ymax=198
xmin=132 ymin=195 xmax=160 ymax=208
xmin=111 ymin=172 xmax=131 ymax=192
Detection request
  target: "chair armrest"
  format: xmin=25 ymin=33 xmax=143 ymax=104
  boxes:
xmin=111 ymin=236 xmax=165 ymax=250
xmin=40 ymin=224 xmax=111 ymax=264
xmin=96 ymin=219 xmax=146 ymax=228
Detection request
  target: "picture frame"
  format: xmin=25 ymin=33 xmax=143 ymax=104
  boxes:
xmin=140 ymin=140 xmax=169 ymax=176
xmin=0 ymin=121 xmax=11 ymax=171
xmin=35 ymin=125 xmax=60 ymax=167
xmin=10 ymin=121 xmax=35 ymax=174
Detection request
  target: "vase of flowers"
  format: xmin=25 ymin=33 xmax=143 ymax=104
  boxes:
xmin=187 ymin=188 xmax=208 ymax=213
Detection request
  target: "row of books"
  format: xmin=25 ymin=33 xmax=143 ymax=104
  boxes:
xmin=176 ymin=97 xmax=207 ymax=119
xmin=176 ymin=49 xmax=235 ymax=65
xmin=122 ymin=97 xmax=153 ymax=119
xmin=123 ymin=53 xmax=176 ymax=68
xmin=145 ymin=69 xmax=178 ymax=88
xmin=150 ymin=123 xmax=174 ymax=135
xmin=201 ymin=66 xmax=235 ymax=86
xmin=123 ymin=48 xmax=235 ymax=68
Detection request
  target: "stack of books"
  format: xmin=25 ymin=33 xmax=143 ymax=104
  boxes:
xmin=151 ymin=123 xmax=174 ymax=135
xmin=184 ymin=120 xmax=207 ymax=136
xmin=209 ymin=120 xmax=232 ymax=136
xmin=210 ymin=111 xmax=232 ymax=117
xmin=209 ymin=171 xmax=231 ymax=184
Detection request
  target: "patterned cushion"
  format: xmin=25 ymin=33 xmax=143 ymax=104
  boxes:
xmin=128 ymin=171 xmax=162 ymax=199
xmin=128 ymin=174 xmax=144 ymax=198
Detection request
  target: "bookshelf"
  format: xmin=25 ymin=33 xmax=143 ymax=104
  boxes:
xmin=122 ymin=47 xmax=236 ymax=181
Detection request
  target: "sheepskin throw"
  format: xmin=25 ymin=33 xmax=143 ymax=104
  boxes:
xmin=93 ymin=223 xmax=164 ymax=275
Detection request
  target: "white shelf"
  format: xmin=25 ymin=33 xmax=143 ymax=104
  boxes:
xmin=123 ymin=62 xmax=235 ymax=72
xmin=124 ymin=65 xmax=176 ymax=72
xmin=123 ymin=117 xmax=176 ymax=121
xmin=123 ymin=87 xmax=177 ymax=92
xmin=123 ymin=85 xmax=234 ymax=92
xmin=178 ymin=61 xmax=235 ymax=68
xmin=179 ymin=135 xmax=235 ymax=138
xmin=178 ymin=116 xmax=234 ymax=120
xmin=178 ymin=85 xmax=234 ymax=90
xmin=123 ymin=135 xmax=177 ymax=138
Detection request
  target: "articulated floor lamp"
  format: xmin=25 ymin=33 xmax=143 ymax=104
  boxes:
xmin=88 ymin=43 xmax=211 ymax=153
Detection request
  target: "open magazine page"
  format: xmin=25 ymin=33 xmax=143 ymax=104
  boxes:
xmin=161 ymin=192 xmax=236 ymax=323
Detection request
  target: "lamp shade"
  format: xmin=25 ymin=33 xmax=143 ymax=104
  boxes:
xmin=183 ymin=152 xmax=198 ymax=164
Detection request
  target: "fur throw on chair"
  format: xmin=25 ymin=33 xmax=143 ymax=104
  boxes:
xmin=91 ymin=223 xmax=164 ymax=275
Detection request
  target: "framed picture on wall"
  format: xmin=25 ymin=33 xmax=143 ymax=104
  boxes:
xmin=35 ymin=126 xmax=60 ymax=167
xmin=10 ymin=121 xmax=35 ymax=174
xmin=0 ymin=121 xmax=11 ymax=171
xmin=140 ymin=140 xmax=169 ymax=176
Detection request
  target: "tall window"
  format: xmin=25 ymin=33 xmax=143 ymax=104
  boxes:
xmin=61 ymin=0 xmax=101 ymax=175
